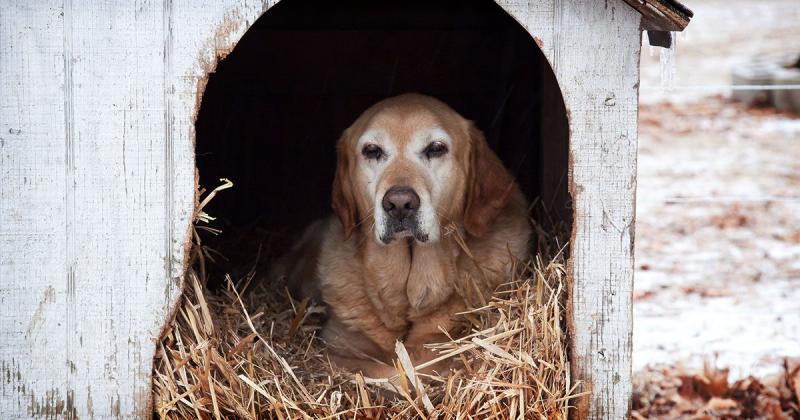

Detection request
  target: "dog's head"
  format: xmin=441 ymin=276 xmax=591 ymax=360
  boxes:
xmin=332 ymin=94 xmax=516 ymax=245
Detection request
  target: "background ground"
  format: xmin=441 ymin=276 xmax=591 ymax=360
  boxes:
xmin=634 ymin=0 xmax=800 ymax=379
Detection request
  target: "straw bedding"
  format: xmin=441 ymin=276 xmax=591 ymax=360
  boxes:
xmin=152 ymin=181 xmax=581 ymax=419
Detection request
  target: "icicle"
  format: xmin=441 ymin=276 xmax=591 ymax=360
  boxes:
xmin=659 ymin=32 xmax=677 ymax=90
xmin=678 ymin=29 xmax=688 ymax=43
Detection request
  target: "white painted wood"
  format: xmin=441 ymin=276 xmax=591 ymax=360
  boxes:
xmin=500 ymin=2 xmax=641 ymax=418
xmin=0 ymin=2 xmax=70 ymax=417
xmin=0 ymin=1 xmax=266 ymax=418
xmin=557 ymin=5 xmax=640 ymax=418
xmin=1 ymin=0 xmax=640 ymax=418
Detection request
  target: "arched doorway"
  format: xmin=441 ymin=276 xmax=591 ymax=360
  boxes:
xmin=195 ymin=0 xmax=570 ymax=278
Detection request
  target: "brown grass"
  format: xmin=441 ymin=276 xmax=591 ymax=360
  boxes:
xmin=152 ymin=182 xmax=581 ymax=419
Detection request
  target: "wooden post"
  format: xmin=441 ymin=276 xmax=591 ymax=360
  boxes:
xmin=500 ymin=1 xmax=641 ymax=418
xmin=560 ymin=6 xmax=640 ymax=417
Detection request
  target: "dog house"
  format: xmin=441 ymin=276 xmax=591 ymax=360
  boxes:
xmin=0 ymin=0 xmax=691 ymax=418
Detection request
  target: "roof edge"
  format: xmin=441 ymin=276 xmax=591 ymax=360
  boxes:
xmin=622 ymin=0 xmax=693 ymax=32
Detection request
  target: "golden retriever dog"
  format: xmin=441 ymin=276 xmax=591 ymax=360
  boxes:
xmin=274 ymin=93 xmax=531 ymax=377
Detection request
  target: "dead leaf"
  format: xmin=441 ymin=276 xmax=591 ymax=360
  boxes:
xmin=706 ymin=397 xmax=737 ymax=411
xmin=699 ymin=363 xmax=729 ymax=397
xmin=786 ymin=358 xmax=800 ymax=406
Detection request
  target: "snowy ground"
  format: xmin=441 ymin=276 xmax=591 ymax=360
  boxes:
xmin=633 ymin=0 xmax=800 ymax=378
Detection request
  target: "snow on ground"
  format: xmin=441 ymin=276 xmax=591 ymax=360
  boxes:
xmin=635 ymin=100 xmax=800 ymax=378
xmin=634 ymin=0 xmax=800 ymax=379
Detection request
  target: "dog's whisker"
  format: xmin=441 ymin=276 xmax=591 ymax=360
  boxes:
xmin=353 ymin=207 xmax=376 ymax=229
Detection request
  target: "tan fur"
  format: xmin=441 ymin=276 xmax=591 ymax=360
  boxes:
xmin=277 ymin=94 xmax=531 ymax=378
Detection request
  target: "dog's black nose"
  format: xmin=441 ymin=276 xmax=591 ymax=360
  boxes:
xmin=382 ymin=186 xmax=420 ymax=220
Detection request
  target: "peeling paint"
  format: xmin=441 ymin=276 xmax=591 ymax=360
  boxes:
xmin=111 ymin=392 xmax=121 ymax=417
xmin=86 ymin=385 xmax=94 ymax=419
xmin=193 ymin=9 xmax=249 ymax=126
xmin=26 ymin=388 xmax=77 ymax=419
xmin=24 ymin=286 xmax=56 ymax=340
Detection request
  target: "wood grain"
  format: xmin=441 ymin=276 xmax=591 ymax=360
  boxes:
xmin=0 ymin=1 xmax=265 ymax=418
xmin=1 ymin=2 xmax=71 ymax=417
xmin=501 ymin=2 xmax=641 ymax=418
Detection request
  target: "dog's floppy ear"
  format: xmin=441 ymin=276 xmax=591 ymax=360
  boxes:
xmin=332 ymin=131 xmax=358 ymax=239
xmin=463 ymin=124 xmax=515 ymax=238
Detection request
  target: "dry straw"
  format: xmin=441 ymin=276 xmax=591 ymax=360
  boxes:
xmin=152 ymin=181 xmax=582 ymax=419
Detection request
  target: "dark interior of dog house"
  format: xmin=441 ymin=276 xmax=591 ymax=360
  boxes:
xmin=195 ymin=0 xmax=570 ymax=278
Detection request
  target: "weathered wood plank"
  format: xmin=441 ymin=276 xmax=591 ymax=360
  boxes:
xmin=499 ymin=2 xmax=640 ymax=418
xmin=65 ymin=2 xmax=169 ymax=417
xmin=0 ymin=1 xmax=266 ymax=418
xmin=0 ymin=2 xmax=71 ymax=417
xmin=555 ymin=3 xmax=640 ymax=419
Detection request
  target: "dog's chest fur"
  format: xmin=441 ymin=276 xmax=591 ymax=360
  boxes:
xmin=315 ymin=190 xmax=530 ymax=364
xmin=318 ymin=218 xmax=465 ymax=339
xmin=363 ymin=239 xmax=460 ymax=319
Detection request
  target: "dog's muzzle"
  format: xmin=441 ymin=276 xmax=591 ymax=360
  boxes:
xmin=380 ymin=186 xmax=428 ymax=243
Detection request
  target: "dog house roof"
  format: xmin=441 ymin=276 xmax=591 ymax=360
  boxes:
xmin=624 ymin=0 xmax=693 ymax=31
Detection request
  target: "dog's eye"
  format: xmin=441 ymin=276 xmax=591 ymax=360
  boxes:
xmin=423 ymin=141 xmax=448 ymax=159
xmin=361 ymin=144 xmax=384 ymax=160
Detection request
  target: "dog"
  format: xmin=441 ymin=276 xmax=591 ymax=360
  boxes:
xmin=274 ymin=93 xmax=531 ymax=377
